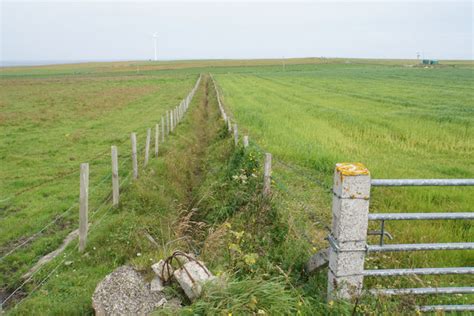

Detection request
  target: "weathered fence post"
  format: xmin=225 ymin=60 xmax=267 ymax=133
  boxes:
xmin=155 ymin=124 xmax=159 ymax=157
xmin=111 ymin=146 xmax=119 ymax=206
xmin=243 ymin=135 xmax=249 ymax=148
xmin=170 ymin=111 xmax=174 ymax=132
xmin=161 ymin=116 xmax=165 ymax=142
xmin=144 ymin=128 xmax=151 ymax=167
xmin=327 ymin=163 xmax=371 ymax=301
xmin=79 ymin=163 xmax=89 ymax=252
xmin=233 ymin=124 xmax=238 ymax=146
xmin=131 ymin=133 xmax=138 ymax=179
xmin=263 ymin=153 xmax=272 ymax=197
xmin=227 ymin=119 xmax=232 ymax=133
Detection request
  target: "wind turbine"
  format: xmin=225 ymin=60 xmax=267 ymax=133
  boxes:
xmin=152 ymin=33 xmax=158 ymax=61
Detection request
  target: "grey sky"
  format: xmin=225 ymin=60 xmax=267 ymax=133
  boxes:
xmin=1 ymin=1 xmax=472 ymax=64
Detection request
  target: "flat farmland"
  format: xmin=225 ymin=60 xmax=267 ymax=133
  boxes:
xmin=214 ymin=62 xmax=474 ymax=296
xmin=1 ymin=59 xmax=473 ymax=313
xmin=0 ymin=66 xmax=197 ymax=291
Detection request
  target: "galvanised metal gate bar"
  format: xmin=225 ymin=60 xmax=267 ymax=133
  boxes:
xmin=371 ymin=179 xmax=474 ymax=186
xmin=369 ymin=286 xmax=474 ymax=295
xmin=326 ymin=163 xmax=474 ymax=312
xmin=368 ymin=212 xmax=474 ymax=220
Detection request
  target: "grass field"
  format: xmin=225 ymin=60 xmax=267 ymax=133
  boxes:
xmin=0 ymin=66 xmax=198 ymax=298
xmin=1 ymin=59 xmax=473 ymax=314
xmin=213 ymin=61 xmax=474 ymax=299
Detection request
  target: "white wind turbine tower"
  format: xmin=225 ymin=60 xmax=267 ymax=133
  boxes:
xmin=152 ymin=33 xmax=158 ymax=61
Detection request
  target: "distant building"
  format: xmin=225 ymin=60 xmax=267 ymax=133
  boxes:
xmin=421 ymin=59 xmax=439 ymax=65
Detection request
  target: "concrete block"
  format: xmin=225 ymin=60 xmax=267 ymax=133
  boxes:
xmin=331 ymin=197 xmax=369 ymax=243
xmin=150 ymin=276 xmax=164 ymax=292
xmin=173 ymin=261 xmax=216 ymax=300
xmin=306 ymin=248 xmax=329 ymax=273
xmin=332 ymin=163 xmax=370 ymax=199
xmin=151 ymin=259 xmax=174 ymax=282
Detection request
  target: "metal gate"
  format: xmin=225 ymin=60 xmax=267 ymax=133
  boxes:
xmin=327 ymin=163 xmax=474 ymax=312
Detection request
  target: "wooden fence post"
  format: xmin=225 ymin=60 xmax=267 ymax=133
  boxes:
xmin=131 ymin=133 xmax=138 ymax=179
xmin=161 ymin=116 xmax=165 ymax=142
xmin=79 ymin=163 xmax=89 ymax=252
xmin=243 ymin=135 xmax=249 ymax=148
xmin=327 ymin=163 xmax=371 ymax=301
xmin=144 ymin=128 xmax=151 ymax=167
xmin=170 ymin=110 xmax=174 ymax=132
xmin=233 ymin=124 xmax=238 ymax=146
xmin=155 ymin=124 xmax=159 ymax=157
xmin=263 ymin=153 xmax=272 ymax=197
xmin=111 ymin=146 xmax=119 ymax=206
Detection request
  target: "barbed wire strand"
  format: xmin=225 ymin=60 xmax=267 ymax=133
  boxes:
xmin=0 ymin=153 xmax=133 ymax=261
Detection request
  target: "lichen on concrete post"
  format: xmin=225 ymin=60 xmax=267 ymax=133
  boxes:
xmin=327 ymin=163 xmax=371 ymax=301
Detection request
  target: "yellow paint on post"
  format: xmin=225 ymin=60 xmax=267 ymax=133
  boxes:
xmin=335 ymin=163 xmax=369 ymax=176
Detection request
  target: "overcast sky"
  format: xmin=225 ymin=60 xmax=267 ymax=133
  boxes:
xmin=1 ymin=0 xmax=472 ymax=64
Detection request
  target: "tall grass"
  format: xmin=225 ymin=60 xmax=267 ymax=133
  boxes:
xmin=215 ymin=63 xmax=474 ymax=301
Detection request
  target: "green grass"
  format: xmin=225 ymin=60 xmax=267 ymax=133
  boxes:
xmin=213 ymin=62 xmax=474 ymax=304
xmin=1 ymin=59 xmax=473 ymax=314
xmin=0 ymin=68 xmax=199 ymax=296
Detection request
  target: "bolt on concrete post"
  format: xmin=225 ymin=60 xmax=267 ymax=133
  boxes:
xmin=243 ymin=135 xmax=249 ymax=148
xmin=327 ymin=163 xmax=371 ymax=301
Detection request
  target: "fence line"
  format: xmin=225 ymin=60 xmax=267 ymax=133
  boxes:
xmin=211 ymin=73 xmax=331 ymax=196
xmin=211 ymin=73 xmax=474 ymax=312
xmin=0 ymin=74 xmax=203 ymax=304
xmin=2 ymin=163 xmax=136 ymax=309
xmin=0 ymin=135 xmax=133 ymax=203
xmin=0 ymin=76 xmax=201 ymax=310
xmin=0 ymin=154 xmax=134 ymax=262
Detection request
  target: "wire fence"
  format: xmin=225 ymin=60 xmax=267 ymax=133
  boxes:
xmin=0 ymin=154 xmax=132 ymax=263
xmin=211 ymin=73 xmax=332 ymax=249
xmin=1 ymin=75 xmax=202 ymax=310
